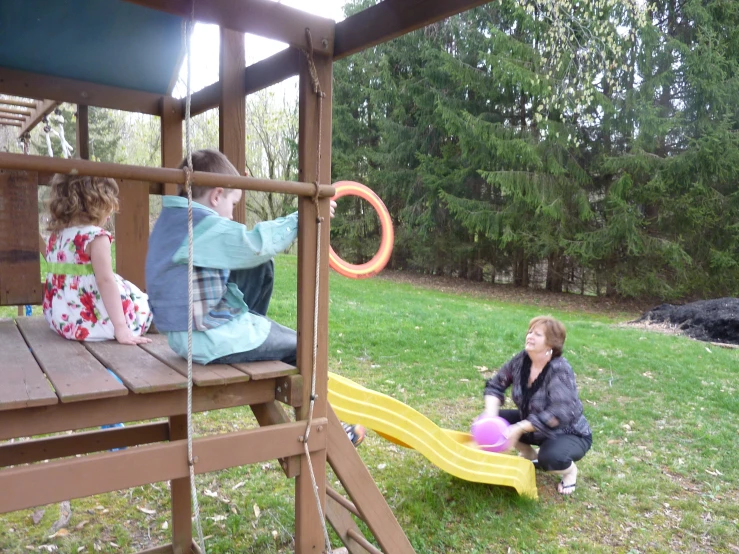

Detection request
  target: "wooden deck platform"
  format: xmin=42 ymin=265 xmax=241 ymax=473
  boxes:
xmin=0 ymin=317 xmax=317 ymax=545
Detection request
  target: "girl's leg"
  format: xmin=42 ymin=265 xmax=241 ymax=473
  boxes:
xmin=498 ymin=410 xmax=538 ymax=460
xmin=228 ymin=260 xmax=274 ymax=316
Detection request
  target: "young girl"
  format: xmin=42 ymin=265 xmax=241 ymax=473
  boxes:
xmin=43 ymin=174 xmax=152 ymax=345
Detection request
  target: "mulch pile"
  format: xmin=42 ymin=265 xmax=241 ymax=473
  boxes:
xmin=634 ymin=297 xmax=739 ymax=345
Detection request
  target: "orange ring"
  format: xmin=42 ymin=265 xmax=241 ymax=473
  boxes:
xmin=329 ymin=181 xmax=394 ymax=279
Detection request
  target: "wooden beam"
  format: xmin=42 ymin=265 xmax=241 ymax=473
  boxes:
xmin=0 ymin=378 xmax=276 ymax=440
xmin=190 ymin=47 xmax=302 ymax=117
xmin=0 ymin=422 xmax=169 ymax=467
xmin=0 ymin=106 xmax=31 ymax=117
xmin=219 ymin=27 xmax=247 ymax=224
xmin=169 ymin=415 xmax=192 ymax=553
xmin=0 ymin=113 xmax=26 ymax=123
xmin=0 ymin=67 xmax=167 ymax=115
xmin=0 ymin=419 xmax=327 ymax=514
xmin=0 ymin=97 xmax=37 ymax=109
xmin=76 ymin=105 xmax=90 ymax=160
xmin=295 ymin=47 xmax=333 ymax=554
xmin=160 ymin=96 xmax=183 ymax=196
xmin=115 ymin=179 xmax=149 ymax=289
xmin=0 ymin=120 xmax=21 ymax=127
xmin=124 ymin=0 xmax=334 ymax=54
xmin=0 ymin=152 xmax=335 ymax=198
xmin=17 ymin=100 xmax=58 ymax=137
xmin=334 ymin=0 xmax=491 ymax=60
xmin=0 ymin=171 xmax=41 ymax=306
xmin=327 ymin=408 xmax=416 ymax=553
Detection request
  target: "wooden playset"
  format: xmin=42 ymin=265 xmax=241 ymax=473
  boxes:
xmin=0 ymin=1 xmax=488 ymax=552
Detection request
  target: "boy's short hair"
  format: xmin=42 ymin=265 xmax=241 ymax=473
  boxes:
xmin=177 ymin=149 xmax=240 ymax=199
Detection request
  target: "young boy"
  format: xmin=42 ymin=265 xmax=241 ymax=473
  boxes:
xmin=146 ymin=149 xmax=364 ymax=446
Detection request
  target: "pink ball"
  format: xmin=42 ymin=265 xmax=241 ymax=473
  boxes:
xmin=471 ymin=415 xmax=511 ymax=453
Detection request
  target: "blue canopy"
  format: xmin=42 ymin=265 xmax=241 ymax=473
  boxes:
xmin=0 ymin=0 xmax=184 ymax=94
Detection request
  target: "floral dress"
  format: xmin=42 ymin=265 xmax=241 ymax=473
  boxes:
xmin=43 ymin=225 xmax=152 ymax=341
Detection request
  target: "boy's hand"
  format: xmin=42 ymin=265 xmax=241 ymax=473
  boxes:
xmin=114 ymin=325 xmax=152 ymax=345
xmin=330 ymin=200 xmax=337 ymax=218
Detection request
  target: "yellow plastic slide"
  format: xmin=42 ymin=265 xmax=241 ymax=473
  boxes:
xmin=328 ymin=372 xmax=538 ymax=499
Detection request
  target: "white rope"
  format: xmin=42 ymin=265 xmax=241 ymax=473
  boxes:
xmin=300 ymin=28 xmax=333 ymax=554
xmin=183 ymin=4 xmax=206 ymax=553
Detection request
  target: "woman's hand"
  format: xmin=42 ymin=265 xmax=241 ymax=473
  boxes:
xmin=114 ymin=325 xmax=152 ymax=345
xmin=504 ymin=421 xmax=532 ymax=443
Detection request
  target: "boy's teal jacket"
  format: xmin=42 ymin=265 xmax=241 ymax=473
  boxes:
xmin=145 ymin=196 xmax=298 ymax=364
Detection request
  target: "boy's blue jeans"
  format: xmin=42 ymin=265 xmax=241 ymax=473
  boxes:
xmin=211 ymin=260 xmax=297 ymax=366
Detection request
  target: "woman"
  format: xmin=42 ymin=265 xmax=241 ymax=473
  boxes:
xmin=483 ymin=316 xmax=592 ymax=494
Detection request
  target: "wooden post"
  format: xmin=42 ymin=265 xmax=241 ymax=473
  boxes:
xmin=168 ymin=415 xmax=192 ymax=554
xmin=0 ymin=170 xmax=41 ymax=307
xmin=76 ymin=105 xmax=89 ymax=160
xmin=295 ymin=50 xmax=333 ymax=553
xmin=115 ymin=180 xmax=149 ymax=289
xmin=160 ymin=97 xmax=182 ymax=195
xmin=219 ymin=27 xmax=246 ymax=224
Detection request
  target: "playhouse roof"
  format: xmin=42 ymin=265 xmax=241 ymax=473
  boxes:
xmin=0 ymin=0 xmax=184 ymax=95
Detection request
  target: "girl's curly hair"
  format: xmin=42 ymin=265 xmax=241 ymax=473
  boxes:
xmin=47 ymin=174 xmax=119 ymax=232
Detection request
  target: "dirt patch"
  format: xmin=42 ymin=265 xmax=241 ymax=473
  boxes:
xmin=633 ymin=297 xmax=739 ymax=346
xmin=378 ymin=270 xmax=648 ymax=318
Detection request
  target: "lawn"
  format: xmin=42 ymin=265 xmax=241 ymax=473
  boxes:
xmin=1 ymin=255 xmax=738 ymax=553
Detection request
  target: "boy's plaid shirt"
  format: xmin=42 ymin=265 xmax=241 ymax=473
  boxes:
xmin=192 ymin=267 xmax=241 ymax=330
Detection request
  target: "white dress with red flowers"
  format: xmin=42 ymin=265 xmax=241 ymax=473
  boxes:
xmin=43 ymin=225 xmax=152 ymax=341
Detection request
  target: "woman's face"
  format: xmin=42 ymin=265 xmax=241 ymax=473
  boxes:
xmin=525 ymin=324 xmax=550 ymax=355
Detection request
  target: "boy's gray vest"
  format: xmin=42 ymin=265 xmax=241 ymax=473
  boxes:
xmin=145 ymin=204 xmax=211 ymax=332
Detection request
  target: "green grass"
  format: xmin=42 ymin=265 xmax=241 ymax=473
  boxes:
xmin=2 ymin=254 xmax=738 ymax=553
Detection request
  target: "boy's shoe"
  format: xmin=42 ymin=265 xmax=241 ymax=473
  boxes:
xmin=342 ymin=423 xmax=366 ymax=447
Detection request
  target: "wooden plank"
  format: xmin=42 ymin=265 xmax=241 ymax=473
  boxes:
xmin=84 ymin=340 xmax=187 ymax=393
xmin=140 ymin=334 xmax=250 ymax=386
xmin=0 ymin=422 xmax=169 ymax=467
xmin=160 ymin=96 xmax=182 ymax=196
xmin=0 ymin=379 xmax=276 ymax=440
xmin=0 ymin=120 xmax=21 ymax=127
xmin=115 ymin=179 xmax=149 ymax=289
xmin=275 ymin=374 xmax=304 ymax=407
xmin=327 ymin=407 xmax=415 ymax=554
xmin=18 ymin=99 xmax=58 ymax=137
xmin=294 ymin=48 xmax=333 ymax=554
xmin=76 ymin=105 xmax=89 ymax=160
xmin=0 ymin=320 xmax=57 ymax=411
xmin=0 ymin=97 xmax=37 ymax=109
xmin=230 ymin=360 xmax=298 ymax=381
xmin=251 ymin=401 xmax=301 ymax=478
xmin=0 ymin=113 xmax=25 ymax=121
xmin=169 ymin=415 xmax=192 ymax=553
xmin=0 ymin=67 xmax=166 ymax=115
xmin=326 ymin=494 xmax=375 ymax=554
xmin=124 ymin=0 xmax=334 ymax=54
xmin=219 ymin=27 xmax=247 ymax=224
xmin=0 ymin=170 xmax=41 ymax=305
xmin=334 ymin=0 xmax=490 ymax=60
xmin=16 ymin=317 xmax=128 ymax=402
xmin=0 ymin=419 xmax=327 ymax=514
xmin=190 ymin=47 xmax=302 ymax=117
xmin=0 ymin=107 xmax=31 ymax=116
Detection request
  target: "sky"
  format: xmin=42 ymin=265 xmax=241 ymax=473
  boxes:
xmin=178 ymin=0 xmax=348 ymax=96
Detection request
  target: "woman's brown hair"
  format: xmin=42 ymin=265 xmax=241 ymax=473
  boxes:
xmin=528 ymin=316 xmax=567 ymax=358
xmin=47 ymin=174 xmax=119 ymax=232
